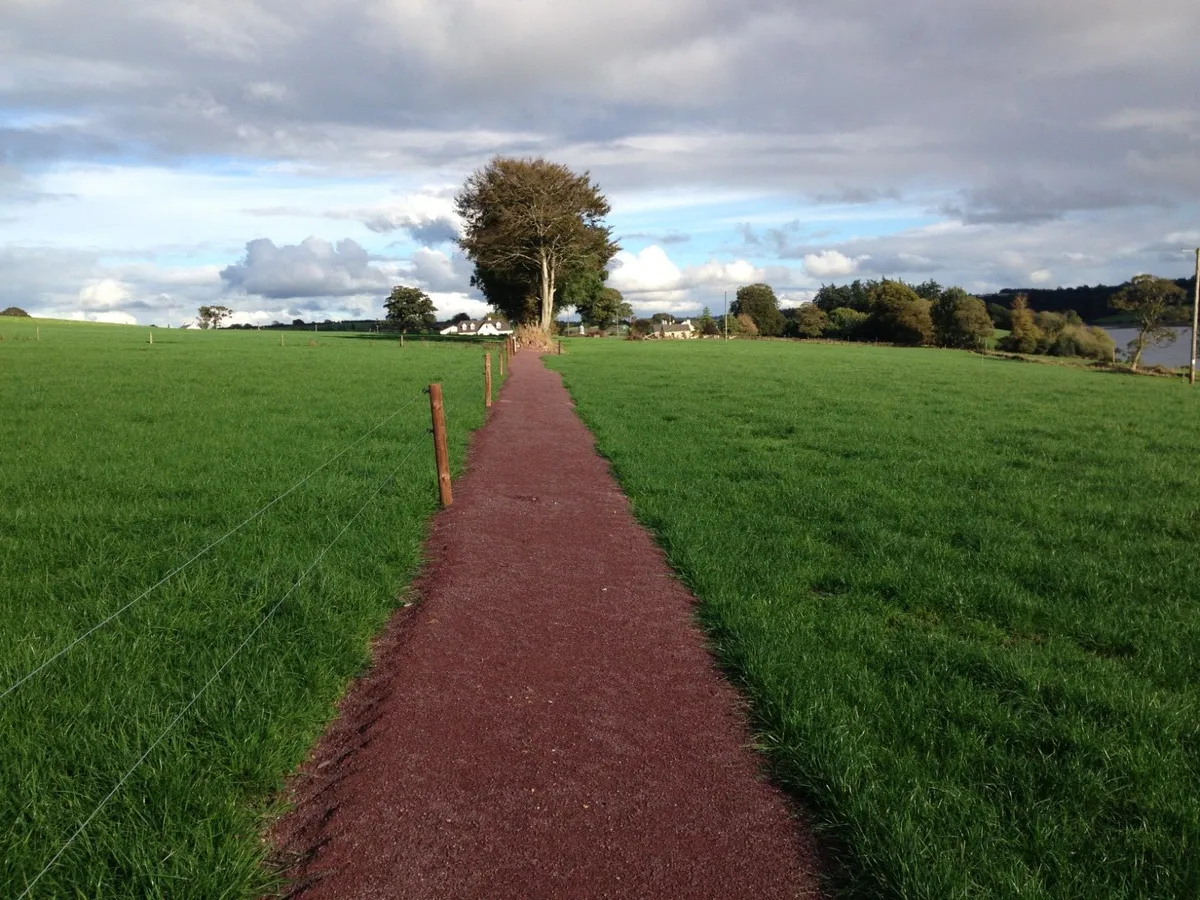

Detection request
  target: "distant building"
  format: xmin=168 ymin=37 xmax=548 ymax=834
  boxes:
xmin=440 ymin=315 xmax=513 ymax=336
xmin=652 ymin=319 xmax=696 ymax=339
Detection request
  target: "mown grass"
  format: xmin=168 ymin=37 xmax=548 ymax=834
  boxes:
xmin=0 ymin=319 xmax=502 ymax=898
xmin=548 ymin=339 xmax=1200 ymax=899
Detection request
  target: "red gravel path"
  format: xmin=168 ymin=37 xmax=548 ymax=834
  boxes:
xmin=271 ymin=351 xmax=824 ymax=899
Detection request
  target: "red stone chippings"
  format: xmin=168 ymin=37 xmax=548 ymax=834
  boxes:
xmin=270 ymin=351 xmax=824 ymax=899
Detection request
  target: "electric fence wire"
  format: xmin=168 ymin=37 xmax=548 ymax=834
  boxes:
xmin=16 ymin=429 xmax=431 ymax=900
xmin=1 ymin=389 xmax=429 ymax=702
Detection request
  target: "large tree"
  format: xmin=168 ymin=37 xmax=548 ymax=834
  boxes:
xmin=384 ymin=285 xmax=436 ymax=333
xmin=456 ymin=157 xmax=618 ymax=332
xmin=578 ymin=287 xmax=632 ymax=330
xmin=868 ymin=281 xmax=933 ymax=345
xmin=732 ymin=283 xmax=786 ymax=336
xmin=932 ymin=287 xmax=993 ymax=348
xmin=1111 ymin=274 xmax=1186 ymax=371
xmin=197 ymin=305 xmax=233 ymax=329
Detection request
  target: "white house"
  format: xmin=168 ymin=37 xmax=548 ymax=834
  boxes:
xmin=440 ymin=315 xmax=513 ymax=336
xmin=652 ymin=319 xmax=696 ymax=339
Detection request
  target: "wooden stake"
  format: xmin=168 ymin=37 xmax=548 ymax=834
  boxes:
xmin=1190 ymin=248 xmax=1199 ymax=386
xmin=428 ymin=383 xmax=453 ymax=507
xmin=484 ymin=352 xmax=493 ymax=408
xmin=148 ymin=329 xmax=153 ymax=345
xmin=498 ymin=342 xmax=505 ymax=375
xmin=36 ymin=326 xmax=40 ymax=341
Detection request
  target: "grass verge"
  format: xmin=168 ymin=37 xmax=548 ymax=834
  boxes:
xmin=1 ymin=319 xmax=502 ymax=898
xmin=547 ymin=338 xmax=1200 ymax=899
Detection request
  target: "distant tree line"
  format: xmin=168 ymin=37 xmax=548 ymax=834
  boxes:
xmin=979 ymin=276 xmax=1194 ymax=324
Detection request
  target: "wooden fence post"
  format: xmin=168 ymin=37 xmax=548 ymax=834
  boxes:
xmin=484 ymin=352 xmax=492 ymax=408
xmin=428 ymin=383 xmax=453 ymax=507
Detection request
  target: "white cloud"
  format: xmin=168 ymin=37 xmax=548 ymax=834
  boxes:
xmin=78 ymin=278 xmax=132 ymax=310
xmin=332 ymin=191 xmax=462 ymax=243
xmin=220 ymin=236 xmax=390 ymax=298
xmin=607 ymin=245 xmax=766 ymax=298
xmin=803 ymin=249 xmax=860 ymax=278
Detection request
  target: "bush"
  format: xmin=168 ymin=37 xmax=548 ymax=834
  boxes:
xmin=788 ymin=304 xmax=829 ymax=339
xmin=1048 ymin=324 xmax=1116 ymax=361
xmin=735 ymin=313 xmax=759 ymax=337
xmin=626 ymin=318 xmax=653 ymax=340
xmin=1 ymin=306 xmax=31 ymax=317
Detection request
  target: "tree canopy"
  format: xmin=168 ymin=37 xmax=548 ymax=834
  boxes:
xmin=1111 ymin=274 xmax=1186 ymax=371
xmin=932 ymin=287 xmax=992 ymax=348
xmin=197 ymin=305 xmax=233 ymax=329
xmin=732 ymin=283 xmax=785 ymax=336
xmin=1 ymin=306 xmax=31 ymax=317
xmin=456 ymin=157 xmax=618 ymax=332
xmin=384 ymin=285 xmax=436 ymax=333
xmin=867 ymin=281 xmax=933 ymax=345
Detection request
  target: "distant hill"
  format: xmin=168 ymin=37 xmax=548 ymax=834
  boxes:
xmin=979 ymin=277 xmax=1194 ymax=323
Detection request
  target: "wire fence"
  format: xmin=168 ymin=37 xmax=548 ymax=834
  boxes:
xmin=14 ymin=428 xmax=433 ymax=898
xmin=0 ymin=389 xmax=428 ymax=703
xmin=5 ymin=342 xmax=516 ymax=897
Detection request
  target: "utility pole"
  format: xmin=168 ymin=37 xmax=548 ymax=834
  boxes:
xmin=1191 ymin=248 xmax=1199 ymax=386
xmin=723 ymin=290 xmax=729 ymax=341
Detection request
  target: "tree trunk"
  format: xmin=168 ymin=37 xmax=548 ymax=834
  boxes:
xmin=539 ymin=252 xmax=555 ymax=332
xmin=1130 ymin=332 xmax=1146 ymax=371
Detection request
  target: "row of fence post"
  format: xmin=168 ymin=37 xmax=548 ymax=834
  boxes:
xmin=426 ymin=335 xmax=520 ymax=508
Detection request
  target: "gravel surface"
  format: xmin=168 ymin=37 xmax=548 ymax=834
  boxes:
xmin=270 ymin=350 xmax=824 ymax=899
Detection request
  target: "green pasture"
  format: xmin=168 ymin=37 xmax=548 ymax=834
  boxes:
xmin=548 ymin=339 xmax=1200 ymax=899
xmin=0 ymin=318 xmax=500 ymax=898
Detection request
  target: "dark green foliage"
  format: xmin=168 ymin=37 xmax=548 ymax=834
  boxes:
xmin=980 ymin=278 xmax=1193 ymax=323
xmin=732 ymin=283 xmax=786 ymax=337
xmin=912 ymin=279 xmax=942 ymax=301
xmin=1 ymin=306 xmax=31 ymax=317
xmin=695 ymin=306 xmax=719 ymax=336
xmin=932 ymin=288 xmax=993 ymax=348
xmin=384 ymin=285 xmax=436 ymax=332
xmin=826 ymin=306 xmax=869 ymax=339
xmin=788 ymin=304 xmax=828 ymax=339
xmin=987 ymin=302 xmax=1013 ymax=329
xmin=548 ymin=339 xmax=1200 ymax=900
xmin=814 ymin=280 xmax=872 ymax=313
xmin=456 ymin=156 xmax=617 ymax=330
xmin=868 ymin=280 xmax=933 ymax=345
xmin=567 ymin=274 xmax=630 ymax=329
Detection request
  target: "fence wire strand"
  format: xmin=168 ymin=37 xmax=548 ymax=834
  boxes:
xmin=1 ymin=390 xmax=428 ymax=702
xmin=16 ymin=431 xmax=430 ymax=899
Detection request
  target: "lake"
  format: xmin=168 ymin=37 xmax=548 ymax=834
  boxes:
xmin=1102 ymin=326 xmax=1195 ymax=367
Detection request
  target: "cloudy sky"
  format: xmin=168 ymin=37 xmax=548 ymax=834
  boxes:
xmin=3 ymin=0 xmax=1198 ymax=326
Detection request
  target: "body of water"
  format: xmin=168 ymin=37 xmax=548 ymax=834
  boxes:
xmin=1102 ymin=326 xmax=1195 ymax=367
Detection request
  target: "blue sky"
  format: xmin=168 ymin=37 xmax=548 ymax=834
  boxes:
xmin=2 ymin=0 xmax=1198 ymax=326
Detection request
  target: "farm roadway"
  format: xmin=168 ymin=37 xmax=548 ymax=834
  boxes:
xmin=272 ymin=351 xmax=823 ymax=899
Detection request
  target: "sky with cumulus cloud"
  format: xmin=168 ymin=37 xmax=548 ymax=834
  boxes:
xmin=2 ymin=0 xmax=1198 ymax=325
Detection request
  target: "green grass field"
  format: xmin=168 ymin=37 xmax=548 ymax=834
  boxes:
xmin=1 ymin=318 xmax=500 ymax=898
xmin=548 ymin=339 xmax=1200 ymax=899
